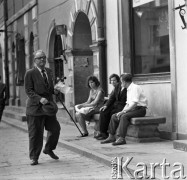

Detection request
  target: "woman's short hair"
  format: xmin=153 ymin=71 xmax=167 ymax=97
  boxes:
xmin=87 ymin=75 xmax=100 ymax=88
xmin=109 ymin=74 xmax=120 ymax=83
xmin=120 ymin=73 xmax=132 ymax=83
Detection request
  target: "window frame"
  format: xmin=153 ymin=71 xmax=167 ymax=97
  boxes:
xmin=129 ymin=0 xmax=171 ymax=81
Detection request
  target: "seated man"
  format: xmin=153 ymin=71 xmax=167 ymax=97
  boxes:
xmin=95 ymin=74 xmax=127 ymax=140
xmin=101 ymin=73 xmax=148 ymax=146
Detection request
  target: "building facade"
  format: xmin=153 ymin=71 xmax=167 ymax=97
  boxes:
xmin=0 ymin=0 xmax=38 ymax=106
xmin=0 ymin=0 xmax=187 ymax=140
xmin=0 ymin=0 xmax=5 ymax=84
xmin=105 ymin=0 xmax=187 ymax=140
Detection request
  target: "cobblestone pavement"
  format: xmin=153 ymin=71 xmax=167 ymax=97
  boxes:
xmin=0 ymin=122 xmax=112 ymax=180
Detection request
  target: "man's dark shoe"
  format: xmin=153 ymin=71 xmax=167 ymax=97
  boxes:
xmin=30 ymin=159 xmax=38 ymax=166
xmin=112 ymin=138 xmax=126 ymax=146
xmin=100 ymin=137 xmax=115 ymax=144
xmin=97 ymin=135 xmax=108 ymax=140
xmin=43 ymin=150 xmax=59 ymax=160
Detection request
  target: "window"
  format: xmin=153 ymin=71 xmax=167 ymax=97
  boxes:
xmin=16 ymin=33 xmax=26 ymax=86
xmin=132 ymin=0 xmax=170 ymax=75
xmin=29 ymin=32 xmax=34 ymax=68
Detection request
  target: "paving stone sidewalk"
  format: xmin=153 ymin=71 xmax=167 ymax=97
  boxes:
xmin=2 ymin=108 xmax=187 ymax=180
xmin=0 ymin=122 xmax=112 ymax=180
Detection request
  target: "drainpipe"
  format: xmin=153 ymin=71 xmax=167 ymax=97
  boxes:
xmin=97 ymin=0 xmax=107 ymax=94
xmin=97 ymin=0 xmax=105 ymax=38
xmin=117 ymin=0 xmax=123 ymax=75
xmin=4 ymin=0 xmax=9 ymax=104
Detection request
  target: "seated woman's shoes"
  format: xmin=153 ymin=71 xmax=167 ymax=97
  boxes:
xmin=100 ymin=137 xmax=115 ymax=144
xmin=30 ymin=159 xmax=38 ymax=166
xmin=77 ymin=133 xmax=89 ymax=138
xmin=43 ymin=150 xmax=59 ymax=160
xmin=82 ymin=133 xmax=89 ymax=137
xmin=112 ymin=138 xmax=126 ymax=146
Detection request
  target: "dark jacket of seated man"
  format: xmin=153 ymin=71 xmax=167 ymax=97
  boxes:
xmin=97 ymin=74 xmax=127 ymax=139
xmin=101 ymin=73 xmax=147 ymax=146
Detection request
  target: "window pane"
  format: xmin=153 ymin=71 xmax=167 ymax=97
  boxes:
xmin=133 ymin=0 xmax=170 ymax=74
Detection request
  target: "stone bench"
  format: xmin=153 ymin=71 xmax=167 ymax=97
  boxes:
xmin=126 ymin=116 xmax=166 ymax=142
xmin=91 ymin=114 xmax=166 ymax=142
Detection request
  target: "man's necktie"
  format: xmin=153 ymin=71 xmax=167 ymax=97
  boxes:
xmin=119 ymin=87 xmax=124 ymax=97
xmin=41 ymin=69 xmax=49 ymax=88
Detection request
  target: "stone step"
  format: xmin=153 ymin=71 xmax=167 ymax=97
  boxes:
xmin=3 ymin=106 xmax=70 ymax=123
xmin=3 ymin=110 xmax=26 ymax=122
xmin=173 ymin=140 xmax=187 ymax=152
xmin=5 ymin=106 xmax=26 ymax=114
xmin=3 ymin=106 xmax=95 ymax=129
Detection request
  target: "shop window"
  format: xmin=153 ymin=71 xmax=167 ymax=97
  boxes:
xmin=132 ymin=0 xmax=170 ymax=75
xmin=16 ymin=33 xmax=26 ymax=86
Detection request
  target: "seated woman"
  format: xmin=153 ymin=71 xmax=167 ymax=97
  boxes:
xmin=75 ymin=76 xmax=105 ymax=137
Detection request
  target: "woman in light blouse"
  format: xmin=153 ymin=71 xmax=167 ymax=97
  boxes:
xmin=75 ymin=76 xmax=105 ymax=137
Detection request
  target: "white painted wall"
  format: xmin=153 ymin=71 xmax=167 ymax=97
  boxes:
xmin=175 ymin=0 xmax=187 ymax=135
xmin=105 ymin=0 xmax=120 ymax=93
xmin=141 ymin=82 xmax=172 ymax=132
xmin=38 ymin=0 xmax=72 ymax=54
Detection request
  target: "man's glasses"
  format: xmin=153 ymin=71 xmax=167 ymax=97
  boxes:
xmin=35 ymin=56 xmax=46 ymax=60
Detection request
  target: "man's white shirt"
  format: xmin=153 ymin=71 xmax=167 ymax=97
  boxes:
xmin=126 ymin=82 xmax=148 ymax=107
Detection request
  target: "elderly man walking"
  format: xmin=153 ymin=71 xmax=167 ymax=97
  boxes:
xmin=101 ymin=73 xmax=148 ymax=146
xmin=24 ymin=50 xmax=61 ymax=165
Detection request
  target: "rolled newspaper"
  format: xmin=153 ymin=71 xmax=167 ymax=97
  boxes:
xmin=54 ymin=81 xmax=71 ymax=94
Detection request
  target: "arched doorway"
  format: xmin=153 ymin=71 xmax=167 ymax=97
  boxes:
xmin=48 ymin=25 xmax=67 ymax=103
xmin=54 ymin=34 xmax=65 ymax=102
xmin=73 ymin=12 xmax=93 ymax=104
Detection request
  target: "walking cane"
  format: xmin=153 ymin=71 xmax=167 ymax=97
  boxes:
xmin=56 ymin=93 xmax=84 ymax=137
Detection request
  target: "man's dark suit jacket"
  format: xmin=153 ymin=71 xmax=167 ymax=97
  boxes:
xmin=105 ymin=83 xmax=127 ymax=110
xmin=24 ymin=67 xmax=55 ymax=116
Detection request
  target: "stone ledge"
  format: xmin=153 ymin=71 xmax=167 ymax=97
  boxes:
xmin=131 ymin=116 xmax=166 ymax=125
xmin=173 ymin=140 xmax=187 ymax=152
xmin=3 ymin=110 xmax=26 ymax=122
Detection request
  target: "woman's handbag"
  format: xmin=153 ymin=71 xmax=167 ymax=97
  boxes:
xmin=75 ymin=105 xmax=94 ymax=115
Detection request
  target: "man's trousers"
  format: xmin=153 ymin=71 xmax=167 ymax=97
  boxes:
xmin=108 ymin=106 xmax=146 ymax=138
xmin=99 ymin=105 xmax=123 ymax=134
xmin=27 ymin=115 xmax=61 ymax=160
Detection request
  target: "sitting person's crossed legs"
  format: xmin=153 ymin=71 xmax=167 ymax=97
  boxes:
xmin=101 ymin=106 xmax=146 ymax=145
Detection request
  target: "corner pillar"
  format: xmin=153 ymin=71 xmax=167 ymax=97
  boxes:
xmin=90 ymin=38 xmax=107 ymax=94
